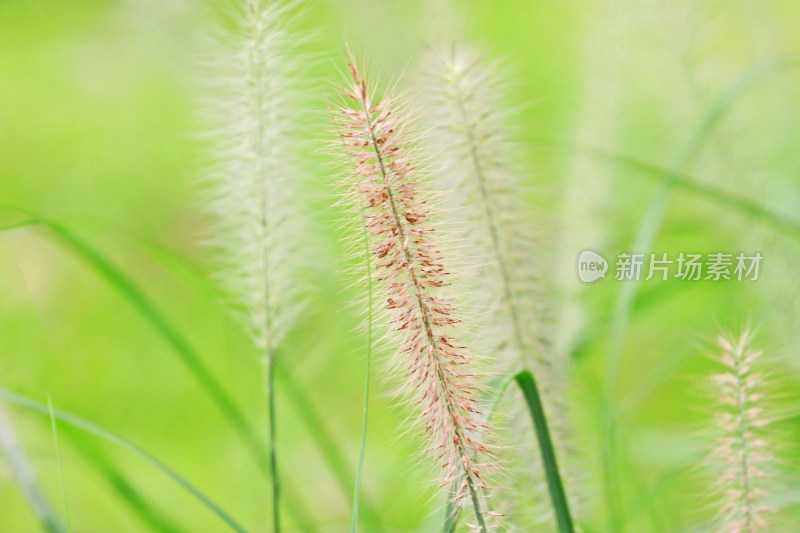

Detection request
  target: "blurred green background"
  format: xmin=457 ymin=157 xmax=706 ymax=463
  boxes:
xmin=2 ymin=0 xmax=800 ymax=531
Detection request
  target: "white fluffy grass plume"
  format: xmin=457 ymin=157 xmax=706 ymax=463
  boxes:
xmin=421 ymin=45 xmax=550 ymax=374
xmin=200 ymin=0 xmax=309 ymax=356
xmin=705 ymin=329 xmax=778 ymax=533
xmin=421 ymin=45 xmax=579 ymax=529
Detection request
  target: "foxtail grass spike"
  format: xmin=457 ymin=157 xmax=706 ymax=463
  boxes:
xmin=201 ymin=1 xmax=311 ymax=530
xmin=334 ymin=57 xmax=497 ymax=532
xmin=708 ymin=329 xmax=775 ymax=533
xmin=423 ymin=45 xmax=547 ymax=374
xmin=203 ymin=0 xmax=307 ymax=364
xmin=423 ymin=45 xmax=578 ymax=529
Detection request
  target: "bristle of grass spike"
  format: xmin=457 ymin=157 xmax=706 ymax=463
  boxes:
xmin=708 ymin=329 xmax=774 ymax=533
xmin=333 ymin=55 xmax=496 ymax=532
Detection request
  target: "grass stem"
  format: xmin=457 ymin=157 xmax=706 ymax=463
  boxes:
xmin=351 ymin=206 xmax=374 ymax=533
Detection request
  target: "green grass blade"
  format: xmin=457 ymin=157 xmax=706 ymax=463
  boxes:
xmin=514 ymin=371 xmax=574 ymax=533
xmin=535 ymin=140 xmax=800 ymax=244
xmin=0 ymin=388 xmax=248 ymax=533
xmin=0 ymin=207 xmax=267 ymax=474
xmin=350 ymin=350 xmax=371 ymax=533
xmin=0 ymin=400 xmax=68 ymax=533
xmin=46 ymin=222 xmax=264 ymax=465
xmin=46 ymin=395 xmax=71 ymax=533
xmin=0 ymin=218 xmax=39 ymax=234
xmin=281 ymin=484 xmax=317 ymax=533
xmin=265 ymin=352 xmax=281 ymax=533
xmin=0 ymin=208 xmax=332 ymax=532
xmin=568 ymin=147 xmax=800 ymax=241
xmin=94 ymin=205 xmax=374 ymax=531
xmin=89 ymin=214 xmax=379 ymax=529
xmin=68 ymin=440 xmax=183 ymax=533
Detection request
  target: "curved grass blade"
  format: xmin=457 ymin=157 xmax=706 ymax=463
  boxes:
xmin=0 ymin=218 xmax=39 ymax=233
xmin=350 ymin=349 xmax=371 ymax=533
xmin=0 ymin=207 xmax=319 ymax=532
xmin=275 ymin=360 xmax=383 ymax=531
xmin=514 ymin=371 xmax=574 ymax=533
xmin=0 ymin=400 xmax=68 ymax=533
xmin=46 ymin=395 xmax=71 ymax=532
xmin=557 ymin=145 xmax=800 ymax=242
xmin=0 ymin=207 xmax=266 ymax=474
xmin=0 ymin=388 xmax=248 ymax=533
xmin=32 ymin=213 xmax=378 ymax=529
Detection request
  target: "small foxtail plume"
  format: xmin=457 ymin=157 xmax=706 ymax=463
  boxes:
xmin=421 ymin=45 xmax=549 ymax=374
xmin=422 ymin=45 xmax=578 ymax=529
xmin=707 ymin=329 xmax=775 ymax=532
xmin=202 ymin=0 xmax=308 ymax=356
xmin=333 ymin=56 xmax=498 ymax=531
xmin=200 ymin=1 xmax=310 ymax=530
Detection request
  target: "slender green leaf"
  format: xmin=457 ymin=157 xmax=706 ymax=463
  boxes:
xmin=563 ymin=145 xmax=800 ymax=242
xmin=275 ymin=361 xmax=383 ymax=531
xmin=351 ymin=208 xmax=374 ymax=533
xmin=515 ymin=371 xmax=574 ymax=533
xmin=40 ymin=213 xmax=373 ymax=529
xmin=0 ymin=388 xmax=248 ymax=533
xmin=0 ymin=207 xmax=267 ymax=474
xmin=0 ymin=208 xmax=325 ymax=531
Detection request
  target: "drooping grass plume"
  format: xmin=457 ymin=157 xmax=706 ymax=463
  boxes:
xmin=706 ymin=329 xmax=775 ymax=532
xmin=422 ymin=45 xmax=576 ymax=530
xmin=200 ymin=1 xmax=310 ymax=530
xmin=333 ymin=57 xmax=497 ymax=532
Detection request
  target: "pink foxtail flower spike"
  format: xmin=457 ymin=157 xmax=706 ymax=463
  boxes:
xmin=335 ymin=58 xmax=496 ymax=532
